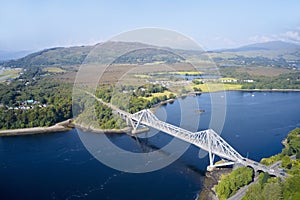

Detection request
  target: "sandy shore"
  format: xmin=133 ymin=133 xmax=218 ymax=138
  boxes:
xmin=0 ymin=119 xmax=74 ymax=137
xmin=0 ymin=120 xmax=134 ymax=137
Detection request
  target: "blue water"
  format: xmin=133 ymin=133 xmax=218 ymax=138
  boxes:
xmin=1 ymin=91 xmax=300 ymax=199
xmin=164 ymin=74 xmax=221 ymax=80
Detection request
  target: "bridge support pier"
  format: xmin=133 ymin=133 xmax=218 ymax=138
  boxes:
xmin=207 ymin=131 xmax=216 ymax=171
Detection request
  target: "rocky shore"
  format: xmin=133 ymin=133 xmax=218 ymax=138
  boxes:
xmin=198 ymin=168 xmax=232 ymax=200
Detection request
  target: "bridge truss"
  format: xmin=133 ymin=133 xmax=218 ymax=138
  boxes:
xmin=93 ymin=94 xmax=286 ymax=177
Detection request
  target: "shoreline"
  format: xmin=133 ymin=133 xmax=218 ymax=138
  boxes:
xmin=74 ymin=123 xmax=132 ymax=134
xmin=198 ymin=168 xmax=232 ymax=200
xmin=0 ymin=119 xmax=74 ymax=137
xmin=236 ymin=88 xmax=300 ymax=92
xmin=1 ymin=88 xmax=300 ymax=137
xmin=197 ymin=88 xmax=300 ymax=94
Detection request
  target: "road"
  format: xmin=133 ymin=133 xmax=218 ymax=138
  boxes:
xmin=228 ymin=155 xmax=295 ymax=199
xmin=228 ymin=176 xmax=259 ymax=200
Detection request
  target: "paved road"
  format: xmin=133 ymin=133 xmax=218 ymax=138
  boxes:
xmin=228 ymin=176 xmax=259 ymax=200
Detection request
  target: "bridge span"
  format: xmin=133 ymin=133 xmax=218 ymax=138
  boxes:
xmin=91 ymin=94 xmax=286 ymax=177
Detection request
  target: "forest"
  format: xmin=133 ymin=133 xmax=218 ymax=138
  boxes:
xmin=215 ymin=166 xmax=253 ymax=200
xmin=0 ymin=67 xmax=72 ymax=129
xmin=92 ymin=84 xmax=175 ymax=129
xmin=244 ymin=128 xmax=300 ymax=199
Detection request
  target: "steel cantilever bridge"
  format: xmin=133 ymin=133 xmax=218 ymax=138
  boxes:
xmin=92 ymin=94 xmax=286 ymax=177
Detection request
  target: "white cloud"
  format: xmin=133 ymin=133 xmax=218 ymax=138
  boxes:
xmin=249 ymin=35 xmax=276 ymax=43
xmin=282 ymin=31 xmax=300 ymax=42
xmin=248 ymin=27 xmax=300 ymax=44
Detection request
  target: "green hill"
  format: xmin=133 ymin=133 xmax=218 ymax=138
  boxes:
xmin=2 ymin=41 xmax=300 ymax=70
xmin=3 ymin=41 xmax=185 ymax=68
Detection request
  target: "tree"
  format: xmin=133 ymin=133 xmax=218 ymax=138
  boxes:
xmin=181 ymin=88 xmax=189 ymax=94
xmin=169 ymin=93 xmax=176 ymax=99
xmin=192 ymin=79 xmax=202 ymax=85
xmin=259 ymin=172 xmax=270 ymax=185
xmin=193 ymin=87 xmax=202 ymax=92
xmin=282 ymin=155 xmax=292 ymax=169
xmin=242 ymin=184 xmax=262 ymax=200
xmin=262 ymin=182 xmax=283 ymax=200
xmin=215 ymin=167 xmax=253 ymax=199
xmin=283 ymin=175 xmax=300 ymax=199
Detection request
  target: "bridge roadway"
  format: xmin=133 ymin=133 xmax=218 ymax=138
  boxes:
xmin=91 ymin=93 xmax=287 ymax=178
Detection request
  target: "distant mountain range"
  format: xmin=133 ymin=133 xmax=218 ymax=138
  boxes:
xmin=216 ymin=41 xmax=300 ymax=52
xmin=2 ymin=41 xmax=300 ymax=68
xmin=0 ymin=50 xmax=33 ymax=61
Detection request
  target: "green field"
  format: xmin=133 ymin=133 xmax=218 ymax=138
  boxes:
xmin=43 ymin=67 xmax=66 ymax=73
xmin=142 ymin=90 xmax=174 ymax=101
xmin=0 ymin=68 xmax=21 ymax=82
xmin=189 ymin=83 xmax=242 ymax=93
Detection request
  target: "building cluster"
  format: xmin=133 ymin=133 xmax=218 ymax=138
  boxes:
xmin=6 ymin=100 xmax=47 ymax=110
xmin=220 ymin=78 xmax=254 ymax=83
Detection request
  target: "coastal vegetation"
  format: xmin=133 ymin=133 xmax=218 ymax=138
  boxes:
xmin=215 ymin=128 xmax=300 ymax=199
xmin=214 ymin=166 xmax=253 ymax=200
xmin=1 ymin=41 xmax=300 ymax=132
xmin=242 ymin=173 xmax=283 ymax=200
xmin=260 ymin=128 xmax=300 ymax=175
xmin=0 ymin=67 xmax=72 ymax=129
xmin=241 ymin=72 xmax=300 ymax=90
xmin=219 ymin=66 xmax=300 ymax=90
xmin=74 ymin=83 xmax=178 ymax=130
xmin=95 ymin=84 xmax=173 ymax=110
xmin=242 ymin=172 xmax=300 ymax=200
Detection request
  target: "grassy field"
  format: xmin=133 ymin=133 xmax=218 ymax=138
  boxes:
xmin=142 ymin=90 xmax=174 ymax=101
xmin=134 ymin=74 xmax=151 ymax=79
xmin=0 ymin=68 xmax=21 ymax=81
xmin=189 ymin=83 xmax=242 ymax=92
xmin=43 ymin=67 xmax=66 ymax=73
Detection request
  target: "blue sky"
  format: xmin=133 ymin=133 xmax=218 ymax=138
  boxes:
xmin=1 ymin=0 xmax=300 ymax=51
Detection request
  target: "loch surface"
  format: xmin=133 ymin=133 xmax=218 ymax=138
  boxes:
xmin=1 ymin=91 xmax=300 ymax=200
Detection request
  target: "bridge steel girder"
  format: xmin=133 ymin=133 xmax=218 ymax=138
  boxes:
xmin=92 ymin=95 xmax=286 ymax=177
xmin=130 ymin=110 xmax=243 ymax=164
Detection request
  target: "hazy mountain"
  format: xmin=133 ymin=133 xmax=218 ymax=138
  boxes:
xmin=2 ymin=42 xmax=184 ymax=68
xmin=0 ymin=50 xmax=33 ymax=61
xmin=221 ymin=41 xmax=300 ymax=52
xmin=3 ymin=40 xmax=300 ymax=69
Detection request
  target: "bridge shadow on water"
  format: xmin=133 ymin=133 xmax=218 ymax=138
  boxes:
xmin=127 ymin=133 xmax=217 ymax=176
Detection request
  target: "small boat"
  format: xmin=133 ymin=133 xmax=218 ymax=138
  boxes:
xmin=195 ymin=109 xmax=205 ymax=114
